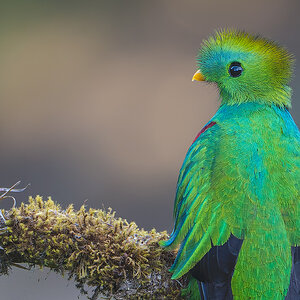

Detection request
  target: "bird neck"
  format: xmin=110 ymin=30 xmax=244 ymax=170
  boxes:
xmin=219 ymin=85 xmax=292 ymax=108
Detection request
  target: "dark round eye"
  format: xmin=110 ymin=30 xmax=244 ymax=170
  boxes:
xmin=229 ymin=62 xmax=243 ymax=77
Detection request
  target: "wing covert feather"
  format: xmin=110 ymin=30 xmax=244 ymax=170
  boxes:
xmin=161 ymin=121 xmax=231 ymax=278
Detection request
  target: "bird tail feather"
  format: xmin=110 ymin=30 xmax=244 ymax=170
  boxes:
xmin=181 ymin=276 xmax=202 ymax=300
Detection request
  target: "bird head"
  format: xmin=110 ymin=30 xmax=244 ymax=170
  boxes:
xmin=193 ymin=29 xmax=294 ymax=107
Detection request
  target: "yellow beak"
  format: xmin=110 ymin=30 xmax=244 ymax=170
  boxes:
xmin=192 ymin=70 xmax=205 ymax=81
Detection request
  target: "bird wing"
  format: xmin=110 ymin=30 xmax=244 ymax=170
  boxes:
xmin=278 ymin=110 xmax=300 ymax=247
xmin=161 ymin=120 xmax=233 ymax=279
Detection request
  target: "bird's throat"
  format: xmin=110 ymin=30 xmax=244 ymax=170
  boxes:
xmin=219 ymin=85 xmax=292 ymax=108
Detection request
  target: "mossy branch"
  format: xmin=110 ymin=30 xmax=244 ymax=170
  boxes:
xmin=0 ymin=196 xmax=185 ymax=299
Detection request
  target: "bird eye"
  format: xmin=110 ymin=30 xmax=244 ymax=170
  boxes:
xmin=229 ymin=62 xmax=243 ymax=77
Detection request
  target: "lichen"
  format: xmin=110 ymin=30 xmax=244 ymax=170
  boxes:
xmin=0 ymin=196 xmax=185 ymax=299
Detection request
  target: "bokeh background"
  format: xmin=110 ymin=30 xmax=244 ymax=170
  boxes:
xmin=0 ymin=1 xmax=299 ymax=299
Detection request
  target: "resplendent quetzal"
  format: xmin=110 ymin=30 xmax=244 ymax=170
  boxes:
xmin=161 ymin=30 xmax=300 ymax=299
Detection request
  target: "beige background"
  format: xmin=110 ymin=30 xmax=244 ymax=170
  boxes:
xmin=0 ymin=1 xmax=299 ymax=299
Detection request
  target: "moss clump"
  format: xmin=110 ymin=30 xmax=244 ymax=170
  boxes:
xmin=0 ymin=196 xmax=184 ymax=299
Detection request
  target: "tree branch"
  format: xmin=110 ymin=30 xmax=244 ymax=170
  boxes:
xmin=0 ymin=196 xmax=184 ymax=299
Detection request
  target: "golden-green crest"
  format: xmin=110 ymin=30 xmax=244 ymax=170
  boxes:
xmin=195 ymin=29 xmax=294 ymax=107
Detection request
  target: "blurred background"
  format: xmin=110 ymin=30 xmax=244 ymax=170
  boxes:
xmin=0 ymin=0 xmax=299 ymax=299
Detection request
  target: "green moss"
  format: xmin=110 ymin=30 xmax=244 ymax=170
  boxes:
xmin=0 ymin=196 xmax=185 ymax=299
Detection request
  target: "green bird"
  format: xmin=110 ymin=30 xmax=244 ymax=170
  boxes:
xmin=160 ymin=30 xmax=300 ymax=299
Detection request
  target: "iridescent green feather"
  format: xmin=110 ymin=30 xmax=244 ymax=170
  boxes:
xmin=161 ymin=29 xmax=299 ymax=299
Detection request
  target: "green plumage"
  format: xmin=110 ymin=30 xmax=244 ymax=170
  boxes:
xmin=161 ymin=30 xmax=300 ymax=299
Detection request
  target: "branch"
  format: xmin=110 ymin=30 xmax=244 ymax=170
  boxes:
xmin=0 ymin=196 xmax=185 ymax=299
